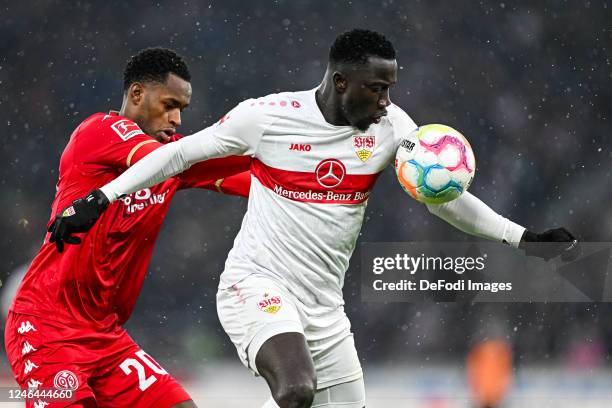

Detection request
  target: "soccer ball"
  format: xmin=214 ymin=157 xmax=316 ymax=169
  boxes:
xmin=395 ymin=124 xmax=476 ymax=204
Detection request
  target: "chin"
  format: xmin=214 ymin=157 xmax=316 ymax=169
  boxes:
xmin=355 ymin=122 xmax=371 ymax=131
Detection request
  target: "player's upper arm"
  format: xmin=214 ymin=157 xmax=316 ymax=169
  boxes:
xmin=386 ymin=104 xmax=419 ymax=169
xmin=195 ymin=171 xmax=252 ymax=197
xmin=178 ymin=155 xmax=251 ymax=190
xmin=185 ymin=99 xmax=274 ymax=160
xmin=389 ymin=104 xmax=418 ymax=148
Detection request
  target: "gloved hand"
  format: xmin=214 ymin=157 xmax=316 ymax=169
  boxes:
xmin=48 ymin=189 xmax=110 ymax=252
xmin=519 ymin=227 xmax=581 ymax=261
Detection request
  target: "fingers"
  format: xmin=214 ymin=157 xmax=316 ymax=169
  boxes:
xmin=47 ymin=217 xmax=83 ymax=253
xmin=48 ymin=219 xmax=59 ymax=243
xmin=55 ymin=236 xmax=64 ymax=253
xmin=65 ymin=235 xmax=82 ymax=245
xmin=553 ymin=227 xmax=574 ymax=242
xmin=53 ymin=220 xmax=67 ymax=253
xmin=555 ymin=228 xmax=580 ymax=262
xmin=561 ymin=227 xmax=576 ymax=241
xmin=561 ymin=239 xmax=582 ymax=262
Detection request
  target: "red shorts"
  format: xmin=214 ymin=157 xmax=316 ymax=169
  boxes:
xmin=5 ymin=312 xmax=192 ymax=408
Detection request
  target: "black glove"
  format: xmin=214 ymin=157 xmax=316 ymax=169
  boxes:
xmin=48 ymin=189 xmax=110 ymax=253
xmin=519 ymin=227 xmax=581 ymax=261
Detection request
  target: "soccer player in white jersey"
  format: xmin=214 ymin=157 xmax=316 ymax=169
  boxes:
xmin=51 ymin=29 xmax=578 ymax=408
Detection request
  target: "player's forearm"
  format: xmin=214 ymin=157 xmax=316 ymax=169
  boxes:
xmin=426 ymin=191 xmax=525 ymax=247
xmin=100 ymin=132 xmax=221 ymax=202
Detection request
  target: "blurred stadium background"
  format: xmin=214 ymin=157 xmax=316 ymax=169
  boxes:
xmin=0 ymin=0 xmax=610 ymax=406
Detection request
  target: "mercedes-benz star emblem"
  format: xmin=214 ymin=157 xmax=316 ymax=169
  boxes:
xmin=315 ymin=159 xmax=346 ymax=188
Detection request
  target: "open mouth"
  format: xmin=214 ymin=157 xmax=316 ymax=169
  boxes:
xmin=372 ymin=111 xmax=388 ymax=124
xmin=157 ymin=129 xmax=175 ymax=142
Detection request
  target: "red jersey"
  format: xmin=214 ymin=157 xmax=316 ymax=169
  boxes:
xmin=10 ymin=112 xmax=251 ymax=330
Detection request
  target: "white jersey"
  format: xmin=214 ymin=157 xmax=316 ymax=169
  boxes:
xmin=218 ymin=89 xmax=416 ymax=310
xmin=100 ymin=88 xmax=526 ymax=314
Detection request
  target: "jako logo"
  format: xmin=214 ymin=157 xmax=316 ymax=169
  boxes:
xmin=289 ymin=143 xmax=311 ymax=152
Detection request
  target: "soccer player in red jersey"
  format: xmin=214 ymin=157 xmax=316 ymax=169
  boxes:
xmin=4 ymin=48 xmax=250 ymax=408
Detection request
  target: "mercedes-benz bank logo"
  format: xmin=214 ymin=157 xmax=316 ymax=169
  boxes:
xmin=315 ymin=159 xmax=346 ymax=188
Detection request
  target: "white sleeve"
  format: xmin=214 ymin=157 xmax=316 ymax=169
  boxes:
xmin=100 ymin=100 xmax=271 ymax=202
xmin=426 ymin=191 xmax=526 ymax=247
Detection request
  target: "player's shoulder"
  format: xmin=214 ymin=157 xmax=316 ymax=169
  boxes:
xmin=79 ymin=111 xmax=127 ymax=129
xmin=219 ymin=89 xmax=316 ymax=132
xmin=385 ymin=104 xmax=417 ymax=128
xmin=382 ymin=104 xmax=418 ymax=145
xmin=234 ymin=89 xmax=313 ymax=117
xmin=76 ymin=111 xmax=148 ymax=143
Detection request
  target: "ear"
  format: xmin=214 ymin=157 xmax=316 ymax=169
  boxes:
xmin=332 ymin=72 xmax=347 ymax=93
xmin=127 ymin=82 xmax=145 ymax=105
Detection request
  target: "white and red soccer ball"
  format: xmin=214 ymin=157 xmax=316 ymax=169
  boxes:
xmin=395 ymin=124 xmax=476 ymax=204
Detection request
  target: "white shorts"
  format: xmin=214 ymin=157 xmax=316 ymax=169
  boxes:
xmin=216 ymin=274 xmax=363 ymax=389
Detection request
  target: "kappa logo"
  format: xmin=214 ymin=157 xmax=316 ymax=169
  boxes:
xmin=27 ymin=378 xmax=43 ymax=389
xmin=257 ymin=293 xmax=282 ymax=314
xmin=353 ymin=135 xmax=375 ymax=162
xmin=111 ymin=119 xmax=145 ymax=141
xmin=34 ymin=401 xmax=49 ymax=408
xmin=23 ymin=359 xmax=39 ymax=375
xmin=54 ymin=370 xmax=79 ymax=390
xmin=315 ymin=159 xmax=346 ymax=188
xmin=289 ymin=143 xmax=311 ymax=152
xmin=22 ymin=341 xmax=37 ymax=356
xmin=17 ymin=321 xmax=37 ymax=334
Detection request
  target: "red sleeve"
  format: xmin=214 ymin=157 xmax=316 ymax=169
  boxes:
xmin=197 ymin=171 xmax=251 ymax=197
xmin=177 ymin=155 xmax=252 ymax=196
xmin=77 ymin=113 xmax=162 ymax=170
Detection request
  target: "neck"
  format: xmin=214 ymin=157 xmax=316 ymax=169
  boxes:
xmin=315 ymin=70 xmax=350 ymax=126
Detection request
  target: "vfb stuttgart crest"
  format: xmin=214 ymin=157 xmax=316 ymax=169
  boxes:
xmin=257 ymin=293 xmax=282 ymax=314
xmin=353 ymin=135 xmax=375 ymax=162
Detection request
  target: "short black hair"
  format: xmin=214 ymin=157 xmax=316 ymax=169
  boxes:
xmin=123 ymin=47 xmax=191 ymax=91
xmin=329 ymin=29 xmax=396 ymax=65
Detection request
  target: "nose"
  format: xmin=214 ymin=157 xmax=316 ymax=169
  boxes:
xmin=378 ymin=90 xmax=390 ymax=108
xmin=168 ymin=109 xmax=182 ymax=127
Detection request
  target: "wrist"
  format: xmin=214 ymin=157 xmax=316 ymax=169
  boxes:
xmin=92 ymin=189 xmax=110 ymax=209
xmin=520 ymin=230 xmax=538 ymax=243
xmin=98 ymin=185 xmax=116 ymax=204
xmin=86 ymin=189 xmax=110 ymax=217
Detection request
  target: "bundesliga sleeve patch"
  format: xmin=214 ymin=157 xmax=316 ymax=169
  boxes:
xmin=110 ymin=119 xmax=146 ymax=141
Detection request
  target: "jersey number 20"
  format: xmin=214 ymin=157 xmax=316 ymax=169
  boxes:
xmin=120 ymin=350 xmax=168 ymax=391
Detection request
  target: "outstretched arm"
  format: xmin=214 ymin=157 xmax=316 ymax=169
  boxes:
xmin=100 ymin=129 xmax=227 ymax=202
xmin=426 ymin=191 xmax=525 ymax=247
xmin=427 ymin=192 xmax=579 ymax=261
xmin=100 ymin=103 xmax=264 ymax=203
